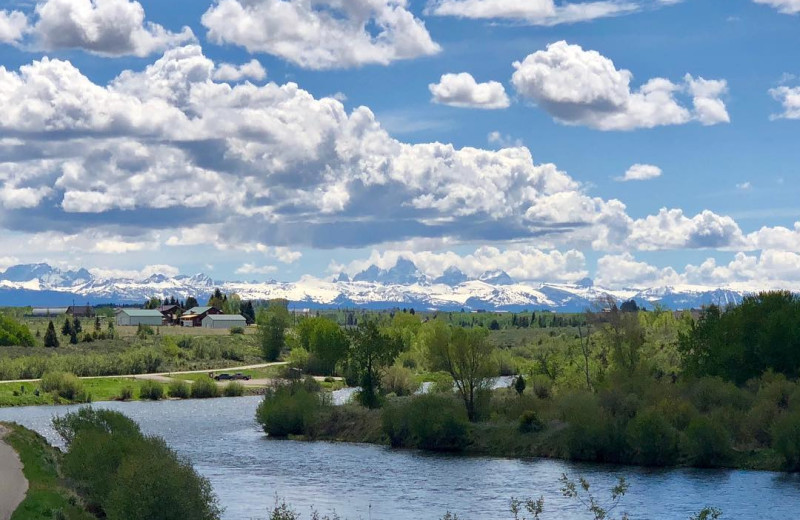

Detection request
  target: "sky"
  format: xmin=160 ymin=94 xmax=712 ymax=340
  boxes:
xmin=0 ymin=0 xmax=800 ymax=289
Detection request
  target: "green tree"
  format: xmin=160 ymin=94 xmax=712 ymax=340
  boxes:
xmin=0 ymin=314 xmax=35 ymax=347
xmin=44 ymin=320 xmax=60 ymax=348
xmin=207 ymin=288 xmax=227 ymax=310
xmin=69 ymin=328 xmax=79 ymax=345
xmin=61 ymin=317 xmax=72 ymax=336
xmin=241 ymin=300 xmax=256 ymax=325
xmin=425 ymin=323 xmax=495 ymax=422
xmin=348 ymin=320 xmax=402 ymax=408
xmin=95 ymin=316 xmax=102 ymax=332
xmin=73 ymin=317 xmax=82 ymax=334
xmin=258 ymin=300 xmax=291 ymax=361
xmin=297 ymin=317 xmax=349 ymax=375
xmin=514 ymin=374 xmax=526 ymax=397
xmin=185 ymin=296 xmax=199 ymax=309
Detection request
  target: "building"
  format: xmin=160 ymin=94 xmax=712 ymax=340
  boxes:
xmin=180 ymin=306 xmax=221 ymax=327
xmin=30 ymin=307 xmax=68 ymax=317
xmin=158 ymin=304 xmax=181 ymax=325
xmin=116 ymin=309 xmax=164 ymax=327
xmin=201 ymin=314 xmax=247 ymax=329
xmin=67 ymin=305 xmax=94 ymax=318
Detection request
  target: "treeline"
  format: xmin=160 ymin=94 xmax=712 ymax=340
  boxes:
xmin=51 ymin=408 xmax=221 ymax=520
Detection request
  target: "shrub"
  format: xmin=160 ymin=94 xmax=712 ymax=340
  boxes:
xmin=382 ymin=365 xmax=419 ymax=397
xmin=256 ymin=383 xmax=322 ymax=437
xmin=118 ymin=386 xmax=134 ymax=401
xmin=626 ymin=409 xmax=680 ymax=466
xmin=139 ymin=380 xmax=164 ymax=400
xmin=168 ymin=380 xmax=191 ymax=399
xmin=302 ymin=376 xmax=321 ymax=393
xmin=684 ymin=416 xmax=732 ymax=467
xmin=772 ymin=411 xmax=800 ymax=471
xmin=287 ymin=347 xmax=310 ymax=372
xmin=0 ymin=314 xmax=35 ymax=347
xmin=224 ymin=382 xmax=245 ymax=397
xmin=229 ymin=326 xmax=245 ymax=335
xmin=191 ymin=378 xmax=220 ymax=399
xmin=40 ymin=372 xmax=87 ymax=402
xmin=558 ymin=392 xmax=619 ymax=463
xmin=531 ymin=375 xmax=552 ymax=399
xmin=518 ymin=410 xmax=544 ymax=433
xmin=382 ymin=394 xmax=470 ymax=452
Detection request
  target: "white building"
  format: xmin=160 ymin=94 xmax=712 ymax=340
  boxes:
xmin=116 ymin=309 xmax=164 ymax=327
xmin=201 ymin=314 xmax=246 ymax=329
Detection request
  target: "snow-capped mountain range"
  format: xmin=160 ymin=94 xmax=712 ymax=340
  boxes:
xmin=0 ymin=261 xmax=748 ymax=311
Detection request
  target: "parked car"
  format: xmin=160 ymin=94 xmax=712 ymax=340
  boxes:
xmin=213 ymin=372 xmax=251 ymax=381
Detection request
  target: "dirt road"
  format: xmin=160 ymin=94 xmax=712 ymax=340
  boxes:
xmin=0 ymin=425 xmax=27 ymax=520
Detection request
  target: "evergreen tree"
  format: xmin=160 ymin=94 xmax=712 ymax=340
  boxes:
xmin=73 ymin=317 xmax=82 ymax=334
xmin=44 ymin=321 xmax=59 ymax=348
xmin=62 ymin=317 xmax=72 ymax=336
xmin=514 ymin=374 xmax=526 ymax=397
xmin=94 ymin=316 xmax=101 ymax=332
xmin=185 ymin=296 xmax=199 ymax=310
xmin=69 ymin=328 xmax=78 ymax=345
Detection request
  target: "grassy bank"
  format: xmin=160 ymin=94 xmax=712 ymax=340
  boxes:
xmin=2 ymin=423 xmax=93 ymax=520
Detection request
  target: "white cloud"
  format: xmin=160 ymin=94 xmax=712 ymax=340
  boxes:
xmin=201 ymin=0 xmax=441 ymax=70
xmin=0 ymin=256 xmax=20 ymax=270
xmin=212 ymin=59 xmax=267 ymax=82
xmin=488 ymin=131 xmax=523 ymax=148
xmin=736 ymin=181 xmax=752 ymax=191
xmin=754 ymin=0 xmax=800 ymax=14
xmin=429 ymin=73 xmax=510 ymax=109
xmin=769 ymin=86 xmax=800 ymax=120
xmin=32 ymin=0 xmax=194 ymax=57
xmin=627 ymin=208 xmax=745 ymax=250
xmin=235 ymin=263 xmax=278 ymax=275
xmin=616 ymin=163 xmax=662 ymax=182
xmin=426 ymin=0 xmax=642 ymax=25
xmin=0 ymin=10 xmax=27 ymax=44
xmin=595 ymin=252 xmax=680 ymax=288
xmin=511 ymin=41 xmax=730 ymax=130
xmin=89 ymin=264 xmax=180 ymax=280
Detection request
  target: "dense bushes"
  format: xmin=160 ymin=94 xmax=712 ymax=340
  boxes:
xmin=191 ymin=378 xmax=220 ymax=399
xmin=382 ymin=394 xmax=469 ymax=451
xmin=223 ymin=381 xmax=245 ymax=397
xmin=626 ymin=409 xmax=680 ymax=466
xmin=139 ymin=380 xmax=164 ymax=400
xmin=772 ymin=412 xmax=800 ymax=471
xmin=53 ymin=408 xmax=221 ymax=520
xmin=168 ymin=380 xmax=191 ymax=399
xmin=0 ymin=314 xmax=35 ymax=347
xmin=40 ymin=371 xmax=89 ymax=402
xmin=256 ymin=382 xmax=323 ymax=437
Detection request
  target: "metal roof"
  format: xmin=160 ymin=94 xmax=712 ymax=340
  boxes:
xmin=119 ymin=309 xmax=164 ymax=317
xmin=186 ymin=306 xmax=214 ymax=314
xmin=203 ymin=314 xmax=246 ymax=321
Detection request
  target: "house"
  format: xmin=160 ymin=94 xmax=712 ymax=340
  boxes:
xmin=116 ymin=309 xmax=164 ymax=327
xmin=67 ymin=305 xmax=94 ymax=318
xmin=158 ymin=305 xmax=181 ymax=325
xmin=201 ymin=314 xmax=246 ymax=329
xmin=180 ymin=306 xmax=221 ymax=327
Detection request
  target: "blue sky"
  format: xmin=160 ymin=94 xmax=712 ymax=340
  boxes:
xmin=0 ymin=0 xmax=799 ymax=289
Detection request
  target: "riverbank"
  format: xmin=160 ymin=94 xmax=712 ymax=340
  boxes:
xmin=0 ymin=422 xmax=92 ymax=520
xmin=0 ymin=425 xmax=27 ymax=520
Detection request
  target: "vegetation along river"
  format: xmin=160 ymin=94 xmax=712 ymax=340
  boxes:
xmin=1 ymin=397 xmax=798 ymax=520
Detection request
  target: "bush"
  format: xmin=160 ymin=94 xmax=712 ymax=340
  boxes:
xmin=772 ymin=411 xmax=800 ymax=471
xmin=168 ymin=380 xmax=191 ymax=399
xmin=684 ymin=416 xmax=732 ymax=467
xmin=382 ymin=365 xmax=419 ymax=397
xmin=626 ymin=409 xmax=680 ymax=466
xmin=0 ymin=314 xmax=35 ymax=347
xmin=287 ymin=347 xmax=310 ymax=372
xmin=40 ymin=372 xmax=88 ymax=402
xmin=229 ymin=326 xmax=245 ymax=335
xmin=382 ymin=394 xmax=470 ymax=452
xmin=118 ymin=386 xmax=134 ymax=401
xmin=302 ymin=376 xmax=321 ymax=393
xmin=191 ymin=378 xmax=220 ymax=399
xmin=531 ymin=375 xmax=553 ymax=399
xmin=518 ymin=410 xmax=544 ymax=433
xmin=139 ymin=380 xmax=164 ymax=400
xmin=558 ymin=392 xmax=620 ymax=463
xmin=223 ymin=381 xmax=245 ymax=397
xmin=256 ymin=383 xmax=322 ymax=437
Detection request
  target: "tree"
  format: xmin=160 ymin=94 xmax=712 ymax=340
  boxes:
xmin=73 ymin=317 xmax=82 ymax=334
xmin=144 ymin=297 xmax=162 ymax=310
xmin=425 ymin=323 xmax=495 ymax=422
xmin=297 ymin=317 xmax=349 ymax=375
xmin=258 ymin=300 xmax=291 ymax=361
xmin=70 ymin=328 xmax=79 ymax=345
xmin=185 ymin=296 xmax=199 ymax=310
xmin=62 ymin=317 xmax=72 ymax=336
xmin=0 ymin=315 xmax=35 ymax=347
xmin=348 ymin=320 xmax=402 ymax=408
xmin=241 ymin=301 xmax=256 ymax=325
xmin=620 ymin=300 xmax=640 ymax=313
xmin=208 ymin=288 xmax=226 ymax=310
xmin=44 ymin=320 xmax=60 ymax=348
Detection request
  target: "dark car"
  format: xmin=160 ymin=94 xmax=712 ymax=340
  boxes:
xmin=213 ymin=373 xmax=251 ymax=381
xmin=213 ymin=373 xmax=232 ymax=381
xmin=232 ymin=373 xmax=251 ymax=381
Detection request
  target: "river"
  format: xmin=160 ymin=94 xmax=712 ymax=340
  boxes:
xmin=1 ymin=397 xmax=798 ymax=520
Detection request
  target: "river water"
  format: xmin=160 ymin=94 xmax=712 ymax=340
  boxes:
xmin=1 ymin=397 xmax=798 ymax=520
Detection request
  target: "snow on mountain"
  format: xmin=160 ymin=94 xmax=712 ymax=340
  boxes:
xmin=0 ymin=262 xmax=763 ymax=311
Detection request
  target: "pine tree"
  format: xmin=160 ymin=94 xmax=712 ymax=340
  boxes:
xmin=69 ymin=328 xmax=78 ymax=345
xmin=94 ymin=316 xmax=101 ymax=332
xmin=514 ymin=374 xmax=526 ymax=397
xmin=44 ymin=321 xmax=59 ymax=348
xmin=73 ymin=317 xmax=82 ymax=334
xmin=61 ymin=317 xmax=72 ymax=336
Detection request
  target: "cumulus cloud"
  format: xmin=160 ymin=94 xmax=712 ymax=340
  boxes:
xmin=426 ymin=0 xmax=644 ymax=25
xmin=429 ymin=72 xmax=510 ymax=109
xmin=212 ymin=59 xmax=267 ymax=82
xmin=201 ymin=0 xmax=441 ymax=70
xmin=511 ymin=41 xmax=730 ymax=130
xmin=595 ymin=252 xmax=680 ymax=288
xmin=754 ymin=0 xmax=800 ymax=14
xmin=235 ymin=263 xmax=278 ymax=275
xmin=32 ymin=0 xmax=194 ymax=57
xmin=616 ymin=164 xmax=662 ymax=182
xmin=769 ymin=86 xmax=800 ymax=120
xmin=0 ymin=10 xmax=28 ymax=44
xmin=627 ymin=208 xmax=746 ymax=251
xmin=89 ymin=264 xmax=180 ymax=280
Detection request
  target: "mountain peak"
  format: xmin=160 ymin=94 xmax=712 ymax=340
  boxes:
xmin=352 ymin=257 xmax=427 ymax=285
xmin=478 ymin=269 xmax=515 ymax=285
xmin=434 ymin=266 xmax=468 ymax=286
